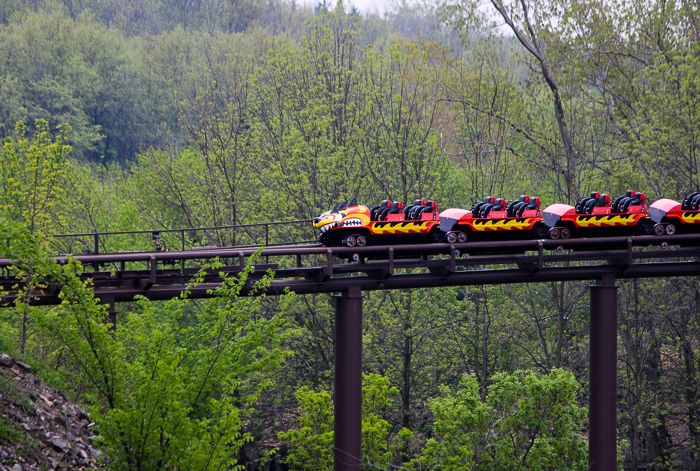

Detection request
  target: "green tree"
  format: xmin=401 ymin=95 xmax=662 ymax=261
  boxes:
xmin=2 ymin=220 xmax=294 ymax=470
xmin=279 ymin=373 xmax=414 ymax=470
xmin=414 ymin=369 xmax=587 ymax=470
xmin=0 ymin=119 xmax=70 ymax=234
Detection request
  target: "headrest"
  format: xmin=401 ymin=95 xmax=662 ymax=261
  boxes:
xmin=637 ymin=193 xmax=645 ymax=202
xmin=485 ymin=196 xmax=495 ymax=204
xmin=392 ymin=202 xmax=404 ymax=210
xmin=413 ymin=199 xmax=425 ymax=206
xmin=531 ymin=197 xmax=541 ymax=206
xmin=626 ymin=190 xmax=634 ymax=197
xmin=381 ymin=200 xmax=391 ymax=207
xmin=602 ymin=194 xmax=611 ymax=203
xmin=496 ymin=198 xmax=506 ymax=206
xmin=519 ymin=195 xmax=530 ymax=202
xmin=590 ymin=192 xmax=600 ymax=199
xmin=427 ymin=200 xmax=437 ymax=208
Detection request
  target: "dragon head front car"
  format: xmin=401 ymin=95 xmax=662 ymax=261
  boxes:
xmin=313 ymin=198 xmax=371 ymax=234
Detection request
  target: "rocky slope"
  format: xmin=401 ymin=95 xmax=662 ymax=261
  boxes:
xmin=0 ymin=354 xmax=103 ymax=470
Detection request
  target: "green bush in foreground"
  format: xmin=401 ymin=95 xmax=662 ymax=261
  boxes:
xmin=413 ymin=369 xmax=588 ymax=471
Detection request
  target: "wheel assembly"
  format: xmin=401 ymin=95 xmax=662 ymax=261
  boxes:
xmin=457 ymin=232 xmax=467 ymax=243
xmin=446 ymin=231 xmax=458 ymax=244
xmin=356 ymin=235 xmax=367 ymax=247
xmin=665 ymin=224 xmax=676 ymax=235
xmin=352 ymin=253 xmax=360 ymax=262
xmin=345 ymin=235 xmax=357 ymax=247
xmin=560 ymin=227 xmax=571 ymax=240
xmin=653 ymin=223 xmax=665 ymax=236
xmin=548 ymin=227 xmax=561 ymax=240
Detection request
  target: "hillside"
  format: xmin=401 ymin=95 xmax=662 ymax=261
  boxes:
xmin=0 ymin=355 xmax=102 ymax=470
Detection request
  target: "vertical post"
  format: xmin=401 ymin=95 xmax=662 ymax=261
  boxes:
xmin=589 ymin=275 xmax=618 ymax=471
xmin=334 ymin=286 xmax=363 ymax=471
xmin=92 ymin=232 xmax=100 ymax=272
xmin=181 ymin=230 xmax=186 ymax=276
xmin=265 ymin=224 xmax=269 ymax=264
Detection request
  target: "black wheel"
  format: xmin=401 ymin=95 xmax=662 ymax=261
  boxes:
xmin=653 ymin=223 xmax=665 ymax=236
xmin=665 ymin=224 xmax=676 ymax=235
xmin=661 ymin=241 xmax=669 ymax=249
xmin=352 ymin=253 xmax=360 ymax=262
xmin=457 ymin=232 xmax=468 ymax=243
xmin=345 ymin=235 xmax=357 ymax=247
xmin=446 ymin=232 xmax=458 ymax=244
xmin=356 ymin=235 xmax=367 ymax=247
xmin=556 ymin=246 xmax=564 ymax=254
xmin=548 ymin=227 xmax=561 ymax=240
xmin=560 ymin=227 xmax=571 ymax=239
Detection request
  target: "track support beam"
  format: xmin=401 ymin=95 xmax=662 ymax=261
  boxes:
xmin=589 ymin=275 xmax=618 ymax=470
xmin=334 ymin=286 xmax=363 ymax=471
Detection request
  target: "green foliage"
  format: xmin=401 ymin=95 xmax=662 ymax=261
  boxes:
xmin=0 ymin=119 xmax=70 ymax=233
xmin=279 ymin=373 xmax=413 ymax=470
xmin=1 ymin=219 xmax=293 ymax=469
xmin=413 ymin=369 xmax=588 ymax=470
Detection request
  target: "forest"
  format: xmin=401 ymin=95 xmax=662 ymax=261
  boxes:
xmin=0 ymin=0 xmax=699 ymax=469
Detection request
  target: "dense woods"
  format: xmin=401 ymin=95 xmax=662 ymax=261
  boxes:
xmin=1 ymin=0 xmax=700 ymax=469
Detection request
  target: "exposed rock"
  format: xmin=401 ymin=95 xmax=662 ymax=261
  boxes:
xmin=0 ymin=353 xmax=105 ymax=470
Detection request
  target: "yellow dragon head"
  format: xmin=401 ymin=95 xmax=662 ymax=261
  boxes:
xmin=313 ymin=198 xmax=371 ymax=235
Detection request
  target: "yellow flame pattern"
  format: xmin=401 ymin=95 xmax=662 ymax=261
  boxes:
xmin=470 ymin=218 xmax=537 ymax=232
xmin=573 ymin=214 xmax=641 ymax=227
xmin=370 ymin=221 xmax=435 ymax=235
xmin=682 ymin=212 xmax=700 ymax=224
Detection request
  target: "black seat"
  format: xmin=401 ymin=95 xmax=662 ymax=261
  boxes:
xmin=482 ymin=198 xmax=506 ymax=218
xmin=389 ymin=202 xmax=404 ymax=214
xmin=474 ymin=196 xmax=496 ymax=218
xmin=406 ymin=199 xmax=425 ymax=220
xmin=692 ymin=194 xmax=700 ymax=210
xmin=372 ymin=200 xmax=391 ymax=221
xmin=682 ymin=192 xmax=700 ymax=210
xmin=507 ymin=195 xmax=528 ymax=217
xmin=417 ymin=201 xmax=437 ymax=219
xmin=577 ymin=192 xmax=599 ymax=214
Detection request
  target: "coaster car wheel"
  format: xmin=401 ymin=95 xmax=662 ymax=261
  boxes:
xmin=446 ymin=231 xmax=458 ymax=244
xmin=356 ymin=235 xmax=367 ymax=247
xmin=345 ymin=235 xmax=357 ymax=247
xmin=352 ymin=253 xmax=360 ymax=262
xmin=560 ymin=228 xmax=571 ymax=240
xmin=457 ymin=232 xmax=468 ymax=243
xmin=665 ymin=224 xmax=676 ymax=235
xmin=653 ymin=223 xmax=666 ymax=236
xmin=548 ymin=227 xmax=561 ymax=240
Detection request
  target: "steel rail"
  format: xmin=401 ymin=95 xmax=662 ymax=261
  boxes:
xmin=48 ymin=219 xmax=314 ymax=238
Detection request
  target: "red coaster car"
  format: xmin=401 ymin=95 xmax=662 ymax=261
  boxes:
xmin=313 ymin=198 xmax=442 ymax=247
xmin=439 ymin=195 xmax=546 ymax=243
xmin=648 ymin=191 xmax=700 ymax=236
xmin=542 ymin=190 xmax=648 ymax=239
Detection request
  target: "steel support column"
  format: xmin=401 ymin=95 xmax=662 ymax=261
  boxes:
xmin=589 ymin=275 xmax=618 ymax=470
xmin=333 ymin=286 xmax=363 ymax=471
